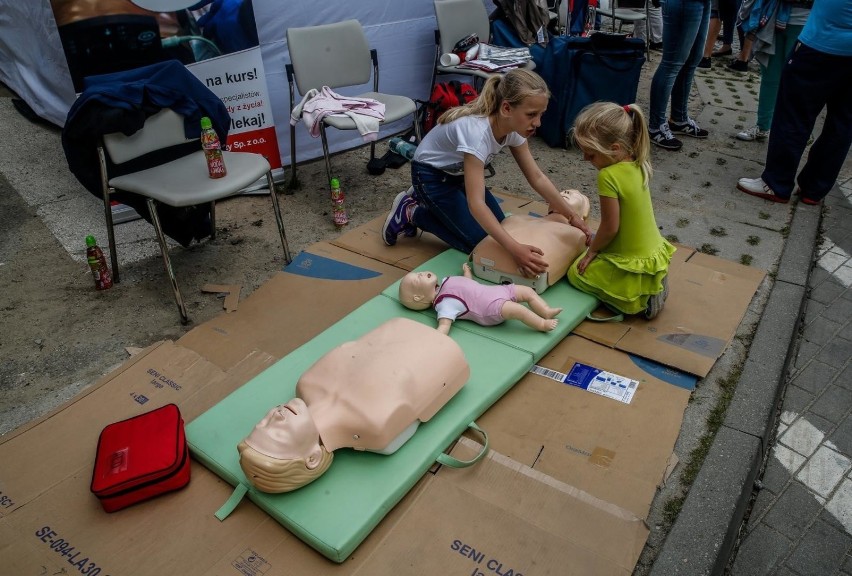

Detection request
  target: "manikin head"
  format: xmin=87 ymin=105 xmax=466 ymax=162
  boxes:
xmin=399 ymin=271 xmax=441 ymax=310
xmin=559 ymin=189 xmax=590 ymax=221
xmin=238 ymin=398 xmax=334 ymax=493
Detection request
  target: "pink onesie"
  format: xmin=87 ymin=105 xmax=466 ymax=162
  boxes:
xmin=433 ymin=276 xmax=517 ymax=326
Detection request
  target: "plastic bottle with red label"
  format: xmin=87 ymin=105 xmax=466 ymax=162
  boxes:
xmin=85 ymin=235 xmax=113 ymax=290
xmin=330 ymin=177 xmax=349 ymax=228
xmin=200 ymin=116 xmax=227 ymax=179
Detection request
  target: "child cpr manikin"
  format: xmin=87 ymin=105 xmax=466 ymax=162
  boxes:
xmin=471 ymin=191 xmax=590 ymax=293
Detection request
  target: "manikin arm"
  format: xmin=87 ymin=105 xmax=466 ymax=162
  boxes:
xmin=437 ymin=317 xmax=453 ymax=335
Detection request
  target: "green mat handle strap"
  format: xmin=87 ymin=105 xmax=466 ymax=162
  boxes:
xmin=215 ymin=482 xmax=248 ymax=521
xmin=585 ymin=310 xmax=624 ymax=323
xmin=436 ymin=422 xmax=489 ymax=468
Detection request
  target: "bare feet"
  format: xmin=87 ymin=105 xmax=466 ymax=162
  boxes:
xmin=543 ymin=306 xmax=562 ymax=319
xmin=539 ymin=318 xmax=558 ymax=332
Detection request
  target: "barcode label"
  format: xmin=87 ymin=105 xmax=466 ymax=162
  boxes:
xmin=529 ymin=362 xmax=638 ymax=404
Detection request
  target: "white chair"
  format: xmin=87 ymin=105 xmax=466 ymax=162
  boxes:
xmin=433 ymin=0 xmax=536 ymax=90
xmin=285 ymin=19 xmax=421 ymax=190
xmin=97 ymin=108 xmax=292 ymax=324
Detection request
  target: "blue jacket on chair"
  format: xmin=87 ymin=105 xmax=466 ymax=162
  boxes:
xmin=62 ymin=60 xmax=230 ymax=247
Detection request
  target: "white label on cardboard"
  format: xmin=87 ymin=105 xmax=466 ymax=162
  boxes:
xmin=529 ymin=363 xmax=638 ymax=404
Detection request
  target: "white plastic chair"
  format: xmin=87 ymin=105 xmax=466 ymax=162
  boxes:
xmin=432 ymin=0 xmax=537 ymax=90
xmin=97 ymin=108 xmax=292 ymax=324
xmin=285 ymin=19 xmax=421 ymax=190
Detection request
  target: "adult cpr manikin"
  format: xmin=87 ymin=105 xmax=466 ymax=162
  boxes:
xmin=237 ymin=318 xmax=470 ymax=493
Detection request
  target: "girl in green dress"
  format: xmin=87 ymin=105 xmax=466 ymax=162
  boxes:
xmin=567 ymin=102 xmax=676 ymax=320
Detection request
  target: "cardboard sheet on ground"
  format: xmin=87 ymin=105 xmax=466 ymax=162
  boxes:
xmin=477 ymin=335 xmax=696 ymax=520
xmin=574 ymin=250 xmax=765 ymax=376
xmin=178 ymin=242 xmax=405 ymax=369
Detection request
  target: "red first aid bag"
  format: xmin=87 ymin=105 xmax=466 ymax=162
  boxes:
xmin=90 ymin=403 xmax=191 ymax=512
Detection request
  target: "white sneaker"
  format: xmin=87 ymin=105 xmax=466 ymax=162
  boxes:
xmin=736 ymin=126 xmax=769 ymax=141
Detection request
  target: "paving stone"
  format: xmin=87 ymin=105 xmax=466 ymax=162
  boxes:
xmin=794 ymin=339 xmax=821 ymax=369
xmin=729 ymin=523 xmax=790 ymax=575
xmin=783 ymin=384 xmax=816 ymax=416
xmin=810 ymin=265 xmax=831 ymax=288
xmin=763 ymin=482 xmax=823 ymax=541
xmin=779 ymin=416 xmax=828 ymax=457
xmin=796 ymin=445 xmax=852 ymax=498
xmin=763 ymin=449 xmax=794 ymax=494
xmin=809 ymin=277 xmax=846 ymax=305
xmin=823 ymin=297 xmax=852 ymax=324
xmin=838 ymin=320 xmax=852 ymax=342
xmin=747 ymin=487 xmax=776 ymax=530
xmin=838 ymin=364 xmax=852 ymax=392
xmin=802 ymin=316 xmax=843 ymax=347
xmin=810 ymin=384 xmax=852 ymax=424
xmin=772 ymin=443 xmax=807 ymax=478
xmin=842 ymin=553 xmax=852 ymax=574
xmin=774 ymin=568 xmax=800 ymax=576
xmin=790 ymin=360 xmax=839 ymax=395
xmin=816 ymin=337 xmax=852 ymax=369
xmin=828 ymin=415 xmax=852 ymax=455
xmin=785 ymin=519 xmax=852 ymax=576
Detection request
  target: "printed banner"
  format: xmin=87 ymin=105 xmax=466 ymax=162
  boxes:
xmin=186 ymin=47 xmax=280 ymax=168
xmin=49 ymin=0 xmax=281 ymax=169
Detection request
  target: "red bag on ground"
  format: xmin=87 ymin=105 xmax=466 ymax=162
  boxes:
xmin=90 ymin=403 xmax=191 ymax=512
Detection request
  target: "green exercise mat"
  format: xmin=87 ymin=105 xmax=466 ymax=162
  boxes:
xmin=186 ymin=296 xmax=532 ymax=562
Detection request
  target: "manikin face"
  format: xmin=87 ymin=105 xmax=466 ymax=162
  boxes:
xmin=405 ymin=271 xmax=441 ymax=303
xmin=501 ymin=94 xmax=548 ymax=138
xmin=243 ymin=398 xmax=324 ymax=468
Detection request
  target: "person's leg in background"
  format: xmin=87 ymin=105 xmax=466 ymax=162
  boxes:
xmin=794 ymin=48 xmax=852 ymax=202
xmin=668 ymin=0 xmax=711 ymax=136
xmin=737 ymin=24 xmax=803 ymax=141
xmin=698 ymin=0 xmax=721 ymax=69
xmin=649 ymin=0 xmax=710 ymax=150
xmin=632 ymin=2 xmax=663 ymax=48
xmin=759 ymin=44 xmax=832 ymax=200
xmin=718 ymin=0 xmax=739 ymax=54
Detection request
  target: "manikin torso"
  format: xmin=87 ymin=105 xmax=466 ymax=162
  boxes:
xmin=243 ymin=318 xmax=470 ymax=461
xmin=474 ymin=213 xmax=589 ymax=285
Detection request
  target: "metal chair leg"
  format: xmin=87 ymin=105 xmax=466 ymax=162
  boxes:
xmin=147 ymin=198 xmax=189 ymax=324
xmin=319 ymin=125 xmax=334 ymax=189
xmin=209 ymin=201 xmax=217 ymax=240
xmin=97 ymin=146 xmax=120 ymax=283
xmin=266 ymin=170 xmax=292 ymax=264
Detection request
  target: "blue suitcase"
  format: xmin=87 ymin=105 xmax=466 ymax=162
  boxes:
xmin=538 ymin=34 xmax=645 ymax=148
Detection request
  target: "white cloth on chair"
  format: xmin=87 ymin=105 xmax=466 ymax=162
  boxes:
xmin=289 ymin=87 xmax=385 ymax=142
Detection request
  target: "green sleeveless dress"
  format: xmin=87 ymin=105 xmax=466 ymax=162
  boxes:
xmin=568 ymin=161 xmax=675 ymax=315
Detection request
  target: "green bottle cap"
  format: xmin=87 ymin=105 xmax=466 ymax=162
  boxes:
xmin=200 ymin=116 xmax=213 ymax=129
xmin=330 ymin=178 xmax=340 ymax=188
xmin=85 ymin=235 xmax=96 ymax=247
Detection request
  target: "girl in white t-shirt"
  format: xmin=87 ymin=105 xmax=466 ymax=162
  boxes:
xmin=381 ymin=68 xmax=591 ymax=278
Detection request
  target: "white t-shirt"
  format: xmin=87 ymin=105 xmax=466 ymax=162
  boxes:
xmin=413 ymin=115 xmax=526 ymax=175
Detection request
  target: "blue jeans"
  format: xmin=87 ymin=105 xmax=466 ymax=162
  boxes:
xmin=762 ymin=42 xmax=852 ymax=201
xmin=410 ymin=161 xmax=505 ymax=253
xmin=649 ymin=0 xmax=711 ymax=128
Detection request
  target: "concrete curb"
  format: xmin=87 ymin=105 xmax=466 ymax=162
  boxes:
xmin=649 ymin=201 xmax=823 ymax=576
